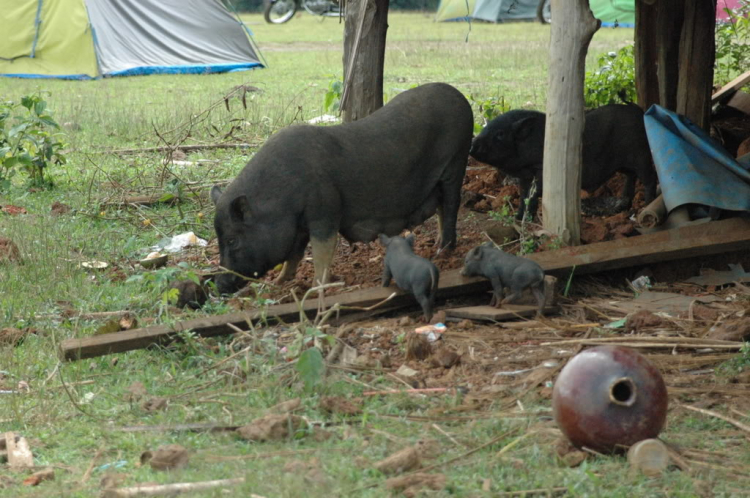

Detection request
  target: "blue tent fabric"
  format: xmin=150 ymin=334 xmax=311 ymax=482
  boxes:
xmin=644 ymin=105 xmax=750 ymax=214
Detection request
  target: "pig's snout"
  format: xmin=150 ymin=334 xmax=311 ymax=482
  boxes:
xmin=215 ymin=272 xmax=243 ymax=295
xmin=460 ymin=267 xmax=468 ymax=277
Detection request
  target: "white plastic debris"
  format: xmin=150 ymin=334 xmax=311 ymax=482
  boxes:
xmin=630 ymin=275 xmax=652 ymax=292
xmin=414 ymin=323 xmax=446 ymax=342
xmin=307 ymin=114 xmax=339 ymax=124
xmin=152 ymin=231 xmax=208 ymax=253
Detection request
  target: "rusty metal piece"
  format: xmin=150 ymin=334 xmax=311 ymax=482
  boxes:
xmin=552 ymin=346 xmax=667 ymax=454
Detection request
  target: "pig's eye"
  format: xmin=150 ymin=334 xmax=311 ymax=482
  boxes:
xmin=494 ymin=132 xmax=504 ymax=142
xmin=227 ymin=238 xmax=237 ymax=247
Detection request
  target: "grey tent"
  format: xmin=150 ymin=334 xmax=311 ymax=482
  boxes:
xmin=1 ymin=0 xmax=264 ymax=79
xmin=472 ymin=0 xmax=549 ymax=22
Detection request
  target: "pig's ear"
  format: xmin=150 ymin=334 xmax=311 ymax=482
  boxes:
xmin=468 ymin=246 xmax=482 ymax=261
xmin=405 ymin=233 xmax=415 ymax=247
xmin=210 ymin=185 xmax=223 ymax=205
xmin=512 ymin=117 xmax=536 ymax=140
xmin=378 ymin=234 xmax=390 ymax=246
xmin=229 ymin=195 xmax=252 ymax=223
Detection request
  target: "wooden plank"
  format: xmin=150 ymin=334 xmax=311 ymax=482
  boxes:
xmin=446 ymin=305 xmax=559 ymax=322
xmin=711 ymin=70 xmax=750 ymax=105
xmin=60 ymin=217 xmax=750 ymax=361
xmin=727 ymin=90 xmax=750 ymax=116
xmin=526 ymin=216 xmax=750 ymax=276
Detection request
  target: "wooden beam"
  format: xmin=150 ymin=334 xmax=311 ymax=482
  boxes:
xmin=541 ymin=0 xmax=599 ymax=245
xmin=60 ymin=218 xmax=750 ymax=361
xmin=655 ymin=0 xmax=683 ymax=111
xmin=445 ymin=305 xmax=558 ymax=322
xmin=711 ymin=70 xmax=750 ymax=105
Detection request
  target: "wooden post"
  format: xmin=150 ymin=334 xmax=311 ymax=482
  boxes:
xmin=341 ymin=0 xmax=389 ymax=123
xmin=676 ymin=0 xmax=717 ymax=131
xmin=541 ymin=0 xmax=600 ymax=246
xmin=634 ymin=0 xmax=659 ymax=111
xmin=655 ymin=0 xmax=683 ymax=111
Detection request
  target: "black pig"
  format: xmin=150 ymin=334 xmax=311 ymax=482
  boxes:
xmin=470 ymin=104 xmax=657 ymax=220
xmin=379 ymin=233 xmax=439 ymax=322
xmin=211 ymin=83 xmax=473 ymax=294
xmin=460 ymin=242 xmax=546 ymax=315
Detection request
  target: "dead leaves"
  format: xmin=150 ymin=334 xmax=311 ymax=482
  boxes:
xmin=141 ymin=444 xmax=189 ymax=471
xmin=386 ymin=472 xmax=447 ymax=497
xmin=236 ymin=414 xmax=306 ymax=442
xmin=0 ymin=237 xmax=21 ymax=264
xmin=319 ymin=396 xmax=362 ymax=416
xmin=374 ymin=446 xmax=421 ymax=475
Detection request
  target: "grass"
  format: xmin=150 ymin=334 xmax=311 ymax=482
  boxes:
xmin=0 ymin=12 xmax=743 ymax=497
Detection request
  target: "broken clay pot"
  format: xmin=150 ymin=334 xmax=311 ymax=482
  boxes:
xmin=552 ymin=345 xmax=667 ymax=454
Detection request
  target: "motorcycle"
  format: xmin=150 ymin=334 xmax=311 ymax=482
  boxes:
xmin=263 ymin=0 xmax=341 ymax=24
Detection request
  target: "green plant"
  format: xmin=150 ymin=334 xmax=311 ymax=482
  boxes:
xmin=469 ymin=94 xmax=511 ymax=134
xmin=126 ymin=262 xmax=201 ymax=307
xmin=488 ymin=196 xmax=515 ymax=226
xmin=718 ymin=341 xmax=750 ymax=377
xmin=0 ymin=92 xmax=67 ymax=190
xmin=296 ymin=346 xmax=326 ymax=392
xmin=584 ymin=45 xmax=636 ymax=109
xmin=715 ymin=1 xmax=750 ymax=86
xmin=323 ymin=77 xmax=343 ymax=114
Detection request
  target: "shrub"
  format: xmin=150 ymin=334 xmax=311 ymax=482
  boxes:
xmin=0 ymin=92 xmax=66 ymax=191
xmin=715 ymin=0 xmax=750 ymax=86
xmin=584 ymin=45 xmax=636 ymax=109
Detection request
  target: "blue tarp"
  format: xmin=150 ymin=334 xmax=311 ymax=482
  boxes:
xmin=644 ymin=105 xmax=750 ymax=214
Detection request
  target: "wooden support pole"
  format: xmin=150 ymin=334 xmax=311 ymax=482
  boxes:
xmin=634 ymin=0 xmax=659 ymax=111
xmin=676 ymin=0 xmax=717 ymax=131
xmin=541 ymin=0 xmax=600 ymax=246
xmin=655 ymin=0 xmax=683 ymax=111
xmin=59 ymin=218 xmax=750 ymax=361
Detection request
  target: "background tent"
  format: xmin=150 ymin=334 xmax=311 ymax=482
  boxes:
xmin=437 ymin=0 xmax=744 ymax=25
xmin=436 ymin=0 xmax=549 ymax=22
xmin=0 ymin=0 xmax=263 ymax=79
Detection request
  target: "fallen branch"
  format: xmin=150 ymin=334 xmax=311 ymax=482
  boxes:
xmin=363 ymin=388 xmax=453 ymax=396
xmin=102 ymin=478 xmax=257 ymax=498
xmin=101 ymin=143 xmax=259 ymax=155
xmin=680 ymin=404 xmax=750 ymax=434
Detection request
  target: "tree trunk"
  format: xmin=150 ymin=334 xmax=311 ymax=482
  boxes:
xmin=541 ymin=0 xmax=600 ymax=246
xmin=676 ymin=0 xmax=717 ymax=131
xmin=634 ymin=0 xmax=659 ymax=111
xmin=341 ymin=0 xmax=389 ymax=123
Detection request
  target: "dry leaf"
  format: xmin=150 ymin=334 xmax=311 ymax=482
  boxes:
xmin=386 ymin=472 xmax=446 ymax=494
xmin=236 ymin=414 xmax=305 ymax=442
xmin=374 ymin=446 xmax=421 ymax=475
xmin=22 ymin=468 xmax=54 ymax=486
xmin=319 ymin=396 xmax=363 ymax=416
xmin=141 ymin=397 xmax=167 ymax=412
xmin=142 ymin=444 xmax=189 ymax=471
xmin=268 ymin=398 xmax=301 ymax=414
xmin=124 ymin=381 xmax=147 ymax=402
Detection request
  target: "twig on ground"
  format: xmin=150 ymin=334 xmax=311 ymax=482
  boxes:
xmin=680 ymin=404 xmax=750 ymax=434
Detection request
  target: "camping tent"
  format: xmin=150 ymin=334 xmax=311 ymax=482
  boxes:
xmin=0 ymin=0 xmax=264 ymax=79
xmin=436 ymin=0 xmax=549 ymax=22
xmin=437 ymin=0 xmax=744 ymax=25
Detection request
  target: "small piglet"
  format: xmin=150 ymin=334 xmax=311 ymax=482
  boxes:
xmin=461 ymin=242 xmax=546 ymax=315
xmin=379 ymin=233 xmax=439 ymax=322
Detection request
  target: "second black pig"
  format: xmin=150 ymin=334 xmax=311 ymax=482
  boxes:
xmin=470 ymin=104 xmax=657 ymax=220
xmin=460 ymin=242 xmax=546 ymax=315
xmin=380 ymin=233 xmax=439 ymax=322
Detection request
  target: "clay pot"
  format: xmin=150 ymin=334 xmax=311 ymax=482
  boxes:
xmin=552 ymin=346 xmax=667 ymax=454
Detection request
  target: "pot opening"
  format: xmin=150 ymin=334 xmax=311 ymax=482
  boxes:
xmin=609 ymin=377 xmax=637 ymax=407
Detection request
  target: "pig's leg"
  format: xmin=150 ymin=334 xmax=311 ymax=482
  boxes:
xmin=490 ymin=276 xmax=504 ymax=308
xmin=275 ymin=232 xmax=309 ymax=284
xmin=436 ymin=167 xmax=464 ymax=252
xmin=382 ymin=265 xmax=393 ymax=287
xmin=532 ymin=283 xmax=546 ymax=316
xmin=621 ymin=172 xmax=637 ymax=208
xmin=416 ymin=293 xmax=433 ymax=323
xmin=501 ymin=281 xmax=526 ymax=306
xmin=311 ymin=235 xmax=338 ymax=286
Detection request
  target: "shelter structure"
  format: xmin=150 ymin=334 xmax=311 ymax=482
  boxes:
xmin=0 ymin=0 xmax=264 ymax=79
xmin=436 ymin=0 xmax=549 ymax=22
